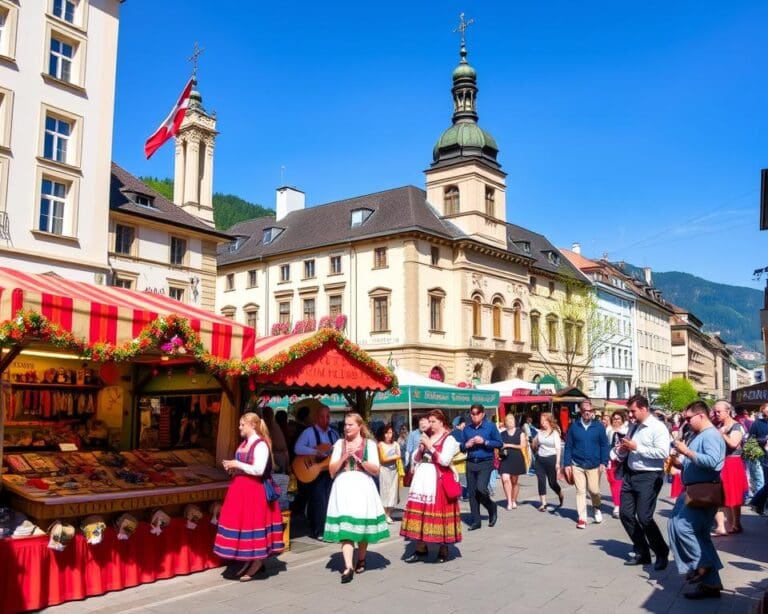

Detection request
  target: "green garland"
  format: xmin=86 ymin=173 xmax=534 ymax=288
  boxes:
xmin=0 ymin=309 xmax=397 ymax=390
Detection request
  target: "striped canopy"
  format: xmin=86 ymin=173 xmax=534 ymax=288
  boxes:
xmin=0 ymin=267 xmax=254 ymax=360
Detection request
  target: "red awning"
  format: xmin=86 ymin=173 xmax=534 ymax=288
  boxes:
xmin=249 ymin=330 xmax=393 ymax=391
xmin=0 ymin=267 xmax=254 ymax=359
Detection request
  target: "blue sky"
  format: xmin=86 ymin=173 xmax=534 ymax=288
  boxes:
xmin=113 ymin=1 xmax=768 ymax=289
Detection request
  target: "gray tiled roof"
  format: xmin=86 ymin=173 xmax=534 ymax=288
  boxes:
xmin=218 ymin=185 xmax=579 ymax=280
xmin=110 ymin=163 xmax=233 ymax=240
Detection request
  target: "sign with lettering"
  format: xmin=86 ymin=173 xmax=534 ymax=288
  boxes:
xmin=732 ymin=383 xmax=768 ymax=405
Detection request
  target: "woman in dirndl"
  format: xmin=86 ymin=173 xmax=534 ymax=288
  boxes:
xmin=400 ymin=408 xmax=461 ymax=564
xmin=214 ymin=412 xmax=285 ymax=581
xmin=324 ymin=412 xmax=389 ymax=584
xmin=711 ymin=402 xmax=748 ymax=535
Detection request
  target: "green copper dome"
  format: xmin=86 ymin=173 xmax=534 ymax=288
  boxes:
xmin=452 ymin=61 xmax=476 ymax=80
xmin=433 ymin=123 xmax=498 ymax=159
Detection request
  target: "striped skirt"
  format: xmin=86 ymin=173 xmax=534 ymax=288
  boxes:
xmin=213 ymin=475 xmax=285 ymax=561
xmin=400 ymin=462 xmax=462 ymax=544
xmin=324 ymin=470 xmax=389 ymax=543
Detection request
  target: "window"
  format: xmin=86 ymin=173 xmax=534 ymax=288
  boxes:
xmin=0 ymin=8 xmax=8 ymax=56
xmin=169 ymin=287 xmax=184 ymax=302
xmin=114 ymin=224 xmax=134 ymax=255
xmin=564 ymin=320 xmax=575 ymax=353
xmin=548 ymin=281 xmax=555 ymax=297
xmin=113 ymin=277 xmax=132 ymax=289
xmin=0 ymin=3 xmax=18 ymax=60
xmin=373 ymin=247 xmax=387 ymax=268
xmin=485 ymin=186 xmax=495 ymax=217
xmin=278 ymin=301 xmax=291 ymax=324
xmin=329 ymin=294 xmax=343 ymax=316
xmin=472 ymin=296 xmax=482 ymax=337
xmin=245 ymin=309 xmax=258 ymax=330
xmin=529 ymin=276 xmax=537 ymax=295
xmin=220 ymin=306 xmax=236 ymax=320
xmin=43 ymin=115 xmax=71 ymax=163
xmin=247 ymin=269 xmax=258 ymax=288
xmin=303 ymin=298 xmax=316 ymax=320
xmin=575 ymin=322 xmax=584 ymax=354
xmin=565 ymin=286 xmax=572 ymax=303
xmin=547 ymin=316 xmax=558 ymax=352
xmin=303 ymin=259 xmax=315 ymax=279
xmin=444 ymin=185 xmax=459 ymax=215
xmin=279 ymin=264 xmax=290 ymax=282
xmin=39 ymin=178 xmax=66 ymax=234
xmin=430 ymin=246 xmax=439 ymax=266
xmin=492 ymin=300 xmax=503 ymax=338
xmin=263 ymin=227 xmax=283 ymax=244
xmin=49 ymin=36 xmax=74 ymax=82
xmin=373 ymin=296 xmax=389 ymax=332
xmin=428 ymin=290 xmax=445 ymax=331
xmin=329 ymin=255 xmax=342 ymax=275
xmin=170 ymin=237 xmax=186 ymax=266
xmin=52 ymin=0 xmax=76 ymax=23
xmin=512 ymin=302 xmax=522 ymax=342
xmin=135 ymin=195 xmax=154 ymax=208
xmin=225 ymin=273 xmax=235 ymax=291
xmin=530 ymin=312 xmax=540 ymax=351
xmin=351 ymin=208 xmax=373 ymax=227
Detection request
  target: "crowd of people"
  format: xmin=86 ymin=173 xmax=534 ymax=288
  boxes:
xmin=209 ymin=397 xmax=768 ymax=597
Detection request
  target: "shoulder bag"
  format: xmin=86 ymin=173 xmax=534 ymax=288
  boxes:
xmin=684 ymin=481 xmax=723 ymax=509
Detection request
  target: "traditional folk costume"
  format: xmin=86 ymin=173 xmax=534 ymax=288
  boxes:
xmin=324 ymin=439 xmax=389 ymax=543
xmin=213 ymin=435 xmax=285 ymax=561
xmin=400 ymin=434 xmax=462 ymax=544
xmin=378 ymin=441 xmax=401 ymax=508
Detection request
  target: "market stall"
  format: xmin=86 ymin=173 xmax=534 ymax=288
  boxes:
xmin=0 ymin=268 xmax=255 ymax=612
xmin=732 ymin=381 xmax=768 ymax=411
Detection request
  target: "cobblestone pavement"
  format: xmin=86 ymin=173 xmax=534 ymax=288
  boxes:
xmin=48 ymin=476 xmax=768 ymax=614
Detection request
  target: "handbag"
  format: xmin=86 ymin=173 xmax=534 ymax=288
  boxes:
xmin=262 ymin=447 xmax=282 ymax=503
xmin=438 ymin=465 xmax=462 ymax=501
xmin=684 ymin=481 xmax=723 ymax=509
xmin=403 ymin=470 xmax=413 ymax=487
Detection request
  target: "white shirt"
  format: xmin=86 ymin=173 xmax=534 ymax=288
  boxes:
xmin=536 ymin=429 xmax=562 ymax=458
xmin=236 ymin=433 xmax=269 ymax=476
xmin=626 ymin=414 xmax=671 ymax=472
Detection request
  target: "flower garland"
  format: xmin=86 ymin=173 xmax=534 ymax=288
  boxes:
xmin=0 ymin=310 xmax=398 ymax=389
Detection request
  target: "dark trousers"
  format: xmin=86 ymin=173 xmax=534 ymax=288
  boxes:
xmin=307 ymin=472 xmax=333 ymax=537
xmin=466 ymin=458 xmax=496 ymax=522
xmin=535 ymin=455 xmax=562 ymax=497
xmin=619 ymin=469 xmax=669 ymax=559
xmin=750 ymin=464 xmax=768 ymax=513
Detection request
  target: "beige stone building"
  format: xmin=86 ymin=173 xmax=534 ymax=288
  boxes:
xmin=216 ymin=41 xmax=588 ymax=386
xmin=0 ymin=0 xmax=121 ymax=280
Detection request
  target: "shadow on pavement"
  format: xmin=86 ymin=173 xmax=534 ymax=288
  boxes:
xmin=323 ymin=550 xmax=392 ymax=573
xmin=590 ymin=538 xmax=635 ymax=562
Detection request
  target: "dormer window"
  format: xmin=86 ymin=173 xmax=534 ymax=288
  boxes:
xmin=351 ymin=208 xmax=373 ymax=227
xmin=228 ymin=237 xmax=245 ymax=253
xmin=263 ymin=227 xmax=283 ymax=245
xmin=135 ymin=194 xmax=154 ymax=208
xmin=515 ymin=241 xmax=531 ymax=254
xmin=545 ymin=251 xmax=560 ymax=266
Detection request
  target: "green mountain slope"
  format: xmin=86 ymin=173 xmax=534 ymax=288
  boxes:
xmin=139 ymin=177 xmax=273 ymax=230
xmin=614 ymin=263 xmax=763 ymax=353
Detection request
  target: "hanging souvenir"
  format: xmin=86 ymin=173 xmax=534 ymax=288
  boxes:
xmin=115 ymin=513 xmax=138 ymax=540
xmin=81 ymin=515 xmax=107 ymax=545
xmin=149 ymin=509 xmax=171 ymax=535
xmin=209 ymin=501 xmax=222 ymax=525
xmin=183 ymin=504 xmax=203 ymax=529
xmin=47 ymin=521 xmax=75 ymax=551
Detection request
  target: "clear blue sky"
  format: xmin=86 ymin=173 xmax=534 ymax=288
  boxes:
xmin=113 ymin=1 xmax=768 ymax=290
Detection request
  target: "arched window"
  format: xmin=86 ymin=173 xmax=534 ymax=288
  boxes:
xmin=485 ymin=186 xmax=495 ymax=217
xmin=546 ymin=314 xmax=558 ymax=352
xmin=444 ymin=185 xmax=459 ymax=215
xmin=472 ymin=296 xmax=482 ymax=337
xmin=512 ymin=301 xmax=522 ymax=342
xmin=492 ymin=299 xmax=503 ymax=338
xmin=530 ymin=310 xmax=540 ymax=351
xmin=430 ymin=366 xmax=445 ymax=382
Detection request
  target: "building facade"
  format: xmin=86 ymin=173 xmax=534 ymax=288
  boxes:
xmin=0 ymin=0 xmax=121 ymax=281
xmin=216 ymin=41 xmax=589 ymax=386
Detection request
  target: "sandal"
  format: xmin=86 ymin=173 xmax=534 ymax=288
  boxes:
xmin=354 ymin=557 xmax=366 ymax=573
xmin=538 ymin=504 xmax=548 ymax=512
xmin=709 ymin=530 xmax=728 ymax=537
xmin=341 ymin=568 xmax=354 ymax=584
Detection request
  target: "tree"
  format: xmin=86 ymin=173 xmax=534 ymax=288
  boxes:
xmin=532 ymin=271 xmax=620 ymax=388
xmin=656 ymin=378 xmax=699 ymax=412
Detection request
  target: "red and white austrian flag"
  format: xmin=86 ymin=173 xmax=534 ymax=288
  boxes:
xmin=144 ymin=77 xmax=194 ymax=159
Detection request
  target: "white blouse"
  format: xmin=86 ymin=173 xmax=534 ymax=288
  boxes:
xmin=236 ymin=434 xmax=269 ymax=476
xmin=536 ymin=429 xmax=562 ymax=458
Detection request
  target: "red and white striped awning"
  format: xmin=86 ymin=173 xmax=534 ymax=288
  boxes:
xmin=0 ymin=267 xmax=254 ymax=359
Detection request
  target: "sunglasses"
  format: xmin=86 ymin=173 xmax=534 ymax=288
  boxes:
xmin=470 ymin=411 xmax=483 ymax=416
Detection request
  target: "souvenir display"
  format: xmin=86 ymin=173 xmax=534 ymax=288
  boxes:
xmin=115 ymin=513 xmax=138 ymax=540
xmin=183 ymin=504 xmax=203 ymax=529
xmin=81 ymin=515 xmax=107 ymax=545
xmin=47 ymin=521 xmax=75 ymax=552
xmin=149 ymin=509 xmax=171 ymax=536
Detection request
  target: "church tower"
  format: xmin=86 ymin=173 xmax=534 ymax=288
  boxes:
xmin=425 ymin=16 xmax=508 ymax=248
xmin=173 ymin=78 xmax=217 ymax=225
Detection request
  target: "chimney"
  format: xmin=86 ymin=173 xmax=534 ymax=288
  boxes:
xmin=571 ymin=242 xmax=581 ymax=255
xmin=643 ymin=266 xmax=653 ymax=286
xmin=275 ymin=186 xmax=305 ymax=221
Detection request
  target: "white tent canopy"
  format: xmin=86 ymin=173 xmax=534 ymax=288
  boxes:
xmin=393 ymin=366 xmax=455 ymax=388
xmin=476 ymin=379 xmax=539 ymax=395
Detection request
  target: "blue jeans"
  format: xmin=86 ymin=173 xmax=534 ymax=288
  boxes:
xmin=750 ymin=464 xmax=768 ymax=514
xmin=747 ymin=459 xmax=765 ymax=496
xmin=668 ymin=494 xmax=722 ymax=587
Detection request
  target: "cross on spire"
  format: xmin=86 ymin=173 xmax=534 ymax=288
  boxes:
xmin=187 ymin=41 xmax=205 ymax=80
xmin=453 ymin=12 xmax=474 ymax=47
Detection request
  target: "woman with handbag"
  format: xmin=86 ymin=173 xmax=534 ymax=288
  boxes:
xmin=324 ymin=413 xmax=389 ymax=584
xmin=400 ymin=409 xmax=461 ymax=564
xmin=376 ymin=423 xmax=401 ymax=523
xmin=667 ymin=401 xmax=726 ymax=600
xmin=499 ymin=413 xmax=527 ymax=510
xmin=711 ymin=401 xmax=748 ymax=535
xmin=215 ymin=412 xmax=285 ymax=581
